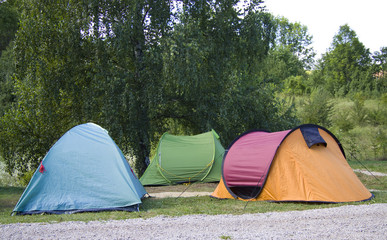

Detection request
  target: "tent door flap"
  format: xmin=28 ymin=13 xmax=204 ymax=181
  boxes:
xmin=300 ymin=126 xmax=327 ymax=148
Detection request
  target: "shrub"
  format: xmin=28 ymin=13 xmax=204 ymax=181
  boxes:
xmin=331 ymin=108 xmax=354 ymax=132
xmin=18 ymin=170 xmax=34 ymax=187
xmin=372 ymin=127 xmax=386 ymax=161
xmin=351 ymin=93 xmax=368 ymax=125
xmin=298 ymin=87 xmax=333 ymax=126
xmin=283 ymin=75 xmax=307 ymax=95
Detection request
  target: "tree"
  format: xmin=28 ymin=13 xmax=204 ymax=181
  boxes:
xmin=0 ymin=0 xmax=298 ymax=177
xmin=156 ymin=0 xmax=246 ymax=142
xmin=319 ymin=24 xmax=372 ymax=95
xmin=0 ymin=0 xmax=19 ymax=54
xmin=260 ymin=46 xmax=305 ymax=88
xmin=371 ymin=47 xmax=387 ymax=93
xmin=0 ymin=0 xmax=174 ymax=175
xmin=372 ymin=47 xmax=387 ymax=69
xmin=1 ymin=0 xmax=96 ymax=174
xmin=255 ymin=17 xmax=314 ymax=94
xmin=0 ymin=0 xmax=19 ymax=117
xmin=0 ymin=43 xmax=16 ymax=117
xmin=158 ymin=2 xmax=296 ymax=144
xmin=273 ymin=17 xmax=316 ymax=69
xmin=97 ymin=0 xmax=173 ymax=175
xmin=298 ymin=87 xmax=332 ymax=126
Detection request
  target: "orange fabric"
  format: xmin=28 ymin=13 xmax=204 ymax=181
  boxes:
xmin=211 ymin=178 xmax=235 ymax=199
xmin=211 ymin=128 xmax=372 ymax=202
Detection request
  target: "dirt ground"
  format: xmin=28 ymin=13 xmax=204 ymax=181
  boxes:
xmin=148 ymin=191 xmax=213 ymax=198
xmin=145 ymin=182 xmax=217 ymax=198
xmin=145 ymin=182 xmax=218 ymax=192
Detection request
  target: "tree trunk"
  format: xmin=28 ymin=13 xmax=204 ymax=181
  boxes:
xmin=132 ymin=0 xmax=150 ymax=176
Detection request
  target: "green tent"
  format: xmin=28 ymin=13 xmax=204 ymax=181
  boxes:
xmin=140 ymin=130 xmax=225 ymax=185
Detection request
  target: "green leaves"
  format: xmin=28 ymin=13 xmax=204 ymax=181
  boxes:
xmin=319 ymin=24 xmax=372 ymax=96
xmin=0 ymin=0 xmax=18 ymax=53
xmin=0 ymin=0 xmax=300 ymax=177
xmin=273 ymin=16 xmax=316 ymax=69
xmin=298 ymin=87 xmax=332 ymax=126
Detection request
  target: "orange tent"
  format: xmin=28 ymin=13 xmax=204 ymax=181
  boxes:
xmin=211 ymin=124 xmax=373 ymax=203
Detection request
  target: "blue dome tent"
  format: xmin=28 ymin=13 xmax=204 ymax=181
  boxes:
xmin=12 ymin=123 xmax=147 ymax=215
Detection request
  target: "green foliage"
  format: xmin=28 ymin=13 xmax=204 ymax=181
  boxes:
xmin=298 ymin=88 xmax=332 ymax=126
xmin=0 ymin=0 xmax=175 ymax=176
xmin=0 ymin=42 xmax=16 ymax=117
xmin=330 ymin=108 xmax=354 ymax=133
xmin=0 ymin=0 xmax=109 ymax=174
xmin=371 ymin=47 xmax=387 ymax=94
xmin=273 ymin=16 xmax=316 ymax=69
xmin=283 ymin=75 xmax=307 ymax=95
xmin=351 ymin=93 xmax=368 ymax=125
xmin=6 ymin=1 xmax=379 ymax=179
xmin=262 ymin=46 xmax=305 ymax=88
xmin=317 ymin=25 xmax=373 ymax=96
xmin=367 ymin=98 xmax=387 ymax=126
xmin=18 ymin=170 xmax=34 ymax=187
xmin=372 ymin=127 xmax=386 ymax=160
xmin=0 ymin=161 xmax=19 ymax=187
xmin=0 ymin=0 xmax=300 ymax=177
xmin=0 ymin=1 xmax=18 ymax=117
xmin=0 ymin=0 xmax=18 ymax=53
xmin=327 ymin=97 xmax=386 ymax=162
xmin=262 ymin=17 xmax=315 ymax=93
xmin=156 ymin=4 xmax=295 ymax=145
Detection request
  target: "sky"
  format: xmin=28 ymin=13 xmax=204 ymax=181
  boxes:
xmin=263 ymin=0 xmax=387 ymax=58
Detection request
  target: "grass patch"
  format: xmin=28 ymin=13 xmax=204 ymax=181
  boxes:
xmin=354 ymin=173 xmax=387 ymax=191
xmin=348 ymin=160 xmax=387 ymax=173
xmin=1 ymin=160 xmax=386 ymax=225
xmin=2 ymin=190 xmax=384 ymax=225
xmin=0 ymin=187 xmax=24 ymax=210
xmin=220 ymin=235 xmax=233 ymax=239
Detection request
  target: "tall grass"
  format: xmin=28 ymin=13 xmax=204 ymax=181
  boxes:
xmin=296 ymin=94 xmax=386 ymax=162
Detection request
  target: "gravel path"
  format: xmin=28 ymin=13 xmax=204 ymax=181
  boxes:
xmin=1 ymin=204 xmax=386 ymax=240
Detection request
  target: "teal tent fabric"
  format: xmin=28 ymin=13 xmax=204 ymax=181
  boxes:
xmin=12 ymin=123 xmax=147 ymax=215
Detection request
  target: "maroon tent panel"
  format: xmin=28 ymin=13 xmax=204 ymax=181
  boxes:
xmin=223 ymin=130 xmax=291 ymax=188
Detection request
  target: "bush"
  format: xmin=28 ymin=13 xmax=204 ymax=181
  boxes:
xmin=298 ymin=87 xmax=333 ymax=126
xmin=283 ymin=75 xmax=307 ymax=95
xmin=0 ymin=160 xmax=20 ymax=187
xmin=367 ymin=96 xmax=387 ymax=126
xmin=331 ymin=108 xmax=354 ymax=132
xmin=372 ymin=127 xmax=386 ymax=160
xmin=340 ymin=126 xmax=387 ymax=162
xmin=351 ymin=93 xmax=368 ymax=125
xmin=18 ymin=170 xmax=34 ymax=187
